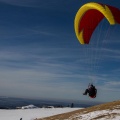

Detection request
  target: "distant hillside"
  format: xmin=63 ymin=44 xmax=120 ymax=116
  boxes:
xmin=37 ymin=100 xmax=120 ymax=120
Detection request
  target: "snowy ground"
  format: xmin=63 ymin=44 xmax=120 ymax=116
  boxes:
xmin=69 ymin=105 xmax=120 ymax=120
xmin=0 ymin=108 xmax=81 ymax=120
xmin=0 ymin=106 xmax=120 ymax=120
xmin=77 ymin=109 xmax=120 ymax=120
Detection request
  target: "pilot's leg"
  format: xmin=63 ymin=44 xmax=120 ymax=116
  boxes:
xmin=83 ymin=89 xmax=89 ymax=95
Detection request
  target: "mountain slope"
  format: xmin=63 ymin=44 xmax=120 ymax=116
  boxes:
xmin=37 ymin=100 xmax=120 ymax=120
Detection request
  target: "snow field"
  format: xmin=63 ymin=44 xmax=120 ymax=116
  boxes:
xmin=0 ymin=108 xmax=81 ymax=120
xmin=69 ymin=109 xmax=120 ymax=120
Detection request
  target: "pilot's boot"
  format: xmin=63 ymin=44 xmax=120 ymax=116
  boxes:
xmin=83 ymin=93 xmax=87 ymax=95
xmin=83 ymin=89 xmax=88 ymax=95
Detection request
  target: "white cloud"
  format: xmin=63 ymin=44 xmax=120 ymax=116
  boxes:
xmin=0 ymin=0 xmax=68 ymax=9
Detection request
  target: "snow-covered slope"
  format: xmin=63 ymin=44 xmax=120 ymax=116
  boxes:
xmin=0 ymin=108 xmax=81 ymax=120
xmin=0 ymin=100 xmax=120 ymax=120
xmin=38 ymin=100 xmax=120 ymax=120
xmin=68 ymin=106 xmax=120 ymax=120
xmin=69 ymin=101 xmax=120 ymax=120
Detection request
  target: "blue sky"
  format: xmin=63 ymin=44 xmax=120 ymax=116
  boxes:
xmin=0 ymin=0 xmax=120 ymax=102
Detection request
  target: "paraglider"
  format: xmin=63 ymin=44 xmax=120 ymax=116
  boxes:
xmin=74 ymin=2 xmax=120 ymax=44
xmin=74 ymin=2 xmax=120 ymax=99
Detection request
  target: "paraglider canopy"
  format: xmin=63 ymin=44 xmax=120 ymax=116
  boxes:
xmin=74 ymin=2 xmax=120 ymax=44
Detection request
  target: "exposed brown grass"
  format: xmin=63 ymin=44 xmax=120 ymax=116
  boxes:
xmin=36 ymin=100 xmax=120 ymax=120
